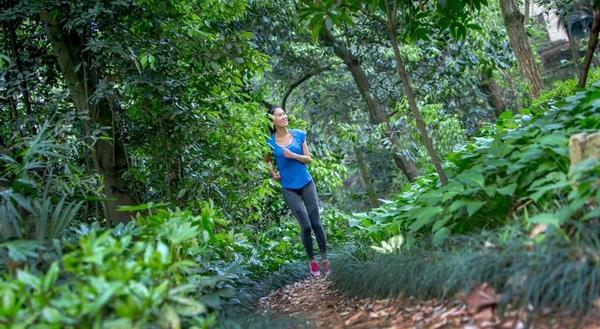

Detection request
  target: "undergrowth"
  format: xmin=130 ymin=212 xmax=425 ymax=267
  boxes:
xmin=219 ymin=262 xmax=309 ymax=328
xmin=331 ymin=223 xmax=600 ymax=314
xmin=351 ymin=76 xmax=600 ymax=246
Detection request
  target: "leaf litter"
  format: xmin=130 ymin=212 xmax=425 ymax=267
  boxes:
xmin=258 ymin=277 xmax=600 ymax=328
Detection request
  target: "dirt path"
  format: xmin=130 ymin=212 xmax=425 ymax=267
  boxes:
xmin=258 ymin=277 xmax=600 ymax=329
xmin=258 ymin=276 xmax=472 ymax=328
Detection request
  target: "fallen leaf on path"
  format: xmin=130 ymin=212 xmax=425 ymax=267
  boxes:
xmin=344 ymin=310 xmax=367 ymax=326
xmin=530 ymin=223 xmax=548 ymax=238
xmin=459 ymin=283 xmax=499 ymax=314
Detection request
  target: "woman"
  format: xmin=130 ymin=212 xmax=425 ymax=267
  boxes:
xmin=264 ymin=106 xmax=329 ymax=277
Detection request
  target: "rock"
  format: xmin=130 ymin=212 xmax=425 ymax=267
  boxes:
xmin=569 ymin=132 xmax=600 ymax=173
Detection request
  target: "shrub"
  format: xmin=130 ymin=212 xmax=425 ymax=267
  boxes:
xmin=350 ymin=80 xmax=600 ymax=246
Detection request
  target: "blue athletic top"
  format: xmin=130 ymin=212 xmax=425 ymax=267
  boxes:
xmin=267 ymin=129 xmax=313 ymax=189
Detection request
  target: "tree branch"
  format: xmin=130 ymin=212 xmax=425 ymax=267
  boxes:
xmin=281 ymin=66 xmax=333 ymax=110
xmin=578 ymin=9 xmax=600 ymax=88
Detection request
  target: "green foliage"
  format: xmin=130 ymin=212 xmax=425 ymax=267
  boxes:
xmin=394 ymin=101 xmax=466 ymax=160
xmin=321 ymin=208 xmax=352 ymax=245
xmin=0 ymin=122 xmax=101 ymax=270
xmin=0 ymin=196 xmax=355 ymax=327
xmin=298 ymin=0 xmax=487 ymax=42
xmin=309 ymin=148 xmax=348 ymax=197
xmin=351 ymin=80 xmax=600 ymax=246
xmin=0 ymin=212 xmax=217 ymax=328
xmin=528 ymin=68 xmax=600 ymax=117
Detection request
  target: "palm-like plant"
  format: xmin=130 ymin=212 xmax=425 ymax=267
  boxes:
xmin=0 ymin=122 xmax=91 ymax=270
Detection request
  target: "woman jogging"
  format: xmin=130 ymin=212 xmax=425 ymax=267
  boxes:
xmin=264 ymin=106 xmax=329 ymax=277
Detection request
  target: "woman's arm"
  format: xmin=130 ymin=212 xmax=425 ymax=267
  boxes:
xmin=283 ymin=141 xmax=312 ymax=164
xmin=264 ymin=153 xmax=281 ymax=180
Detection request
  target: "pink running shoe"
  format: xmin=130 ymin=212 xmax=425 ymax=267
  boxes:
xmin=321 ymin=259 xmax=330 ymax=276
xmin=309 ymin=260 xmax=320 ymax=277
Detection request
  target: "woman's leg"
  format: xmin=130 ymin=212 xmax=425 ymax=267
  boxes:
xmin=300 ymin=181 xmax=327 ymax=257
xmin=282 ymin=188 xmax=314 ymax=259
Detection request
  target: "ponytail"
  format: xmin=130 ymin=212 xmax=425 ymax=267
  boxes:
xmin=267 ymin=106 xmax=281 ymax=134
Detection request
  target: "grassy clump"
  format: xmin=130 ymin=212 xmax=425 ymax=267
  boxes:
xmin=219 ymin=261 xmax=309 ymax=328
xmin=331 ymin=224 xmax=600 ymax=314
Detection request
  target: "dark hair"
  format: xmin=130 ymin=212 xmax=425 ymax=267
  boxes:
xmin=267 ymin=106 xmax=282 ymax=134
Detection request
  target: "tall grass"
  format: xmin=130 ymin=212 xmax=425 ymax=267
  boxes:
xmin=331 ymin=224 xmax=600 ymax=314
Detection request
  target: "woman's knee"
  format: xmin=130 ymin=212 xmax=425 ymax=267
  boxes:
xmin=301 ymin=225 xmax=312 ymax=235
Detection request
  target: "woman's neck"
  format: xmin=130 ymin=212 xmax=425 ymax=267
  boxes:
xmin=275 ymin=127 xmax=289 ymax=137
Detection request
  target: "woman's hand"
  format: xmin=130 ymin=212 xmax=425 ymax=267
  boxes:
xmin=271 ymin=171 xmax=281 ymax=181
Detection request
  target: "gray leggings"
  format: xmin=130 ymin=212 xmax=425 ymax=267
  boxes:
xmin=282 ymin=180 xmax=327 ymax=259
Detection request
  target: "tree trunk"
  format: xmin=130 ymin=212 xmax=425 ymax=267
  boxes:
xmin=384 ymin=0 xmax=448 ymax=185
xmin=320 ymin=27 xmax=419 ymax=182
xmin=481 ymin=72 xmax=507 ymax=118
xmin=578 ymin=9 xmax=600 ymax=88
xmin=567 ymin=25 xmax=582 ymax=78
xmin=499 ymin=69 xmax=521 ymax=111
xmin=5 ymin=20 xmax=36 ymax=135
xmin=9 ymin=96 xmax=23 ymax=137
xmin=40 ymin=11 xmax=137 ymax=225
xmin=353 ymin=146 xmax=379 ymax=208
xmin=499 ymin=0 xmax=544 ymax=98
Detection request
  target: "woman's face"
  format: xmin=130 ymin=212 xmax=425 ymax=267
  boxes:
xmin=272 ymin=108 xmax=288 ymax=129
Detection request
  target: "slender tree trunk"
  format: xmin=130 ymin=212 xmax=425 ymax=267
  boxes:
xmin=353 ymin=146 xmax=379 ymax=208
xmin=578 ymin=9 xmax=600 ymax=88
xmin=384 ymin=0 xmax=448 ymax=185
xmin=500 ymin=69 xmax=521 ymax=111
xmin=5 ymin=20 xmax=36 ymax=135
xmin=524 ymin=0 xmax=530 ymax=22
xmin=567 ymin=25 xmax=582 ymax=78
xmin=9 ymin=96 xmax=23 ymax=137
xmin=499 ymin=0 xmax=544 ymax=98
xmin=40 ymin=11 xmax=136 ymax=225
xmin=320 ymin=27 xmax=419 ymax=182
xmin=481 ymin=72 xmax=507 ymax=118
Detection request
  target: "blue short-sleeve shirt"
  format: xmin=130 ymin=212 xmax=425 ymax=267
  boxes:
xmin=267 ymin=129 xmax=313 ymax=189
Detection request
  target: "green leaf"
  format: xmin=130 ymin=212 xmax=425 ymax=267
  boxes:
xmin=17 ymin=270 xmax=41 ymax=290
xmin=10 ymin=193 xmax=33 ymax=213
xmin=499 ymin=111 xmax=513 ymax=121
xmin=409 ymin=206 xmax=443 ymax=231
xmin=43 ymin=262 xmax=60 ymax=292
xmin=41 ymin=307 xmax=63 ymax=323
xmin=582 ymin=208 xmax=600 ymax=221
xmin=216 ymin=287 xmax=236 ymax=298
xmin=457 ymin=170 xmax=485 ymax=187
xmin=528 ymin=213 xmax=561 ymax=227
xmin=496 ymin=183 xmax=517 ymax=196
xmin=1 ymin=240 xmax=42 ymax=261
xmin=160 ymin=305 xmax=181 ymax=329
xmin=432 ymin=216 xmax=450 ymax=232
xmin=199 ymin=294 xmax=221 ymax=308
xmin=449 ymin=199 xmax=484 ymax=217
xmin=432 ymin=227 xmax=450 ymax=246
xmin=3 ymin=286 xmax=16 ymax=310
xmin=171 ymin=296 xmax=206 ymax=316
xmin=441 ymin=182 xmax=465 ymax=202
xmin=465 ymin=201 xmax=485 ymax=217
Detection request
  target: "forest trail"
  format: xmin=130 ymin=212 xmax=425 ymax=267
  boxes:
xmin=258 ymin=276 xmax=600 ymax=329
xmin=258 ymin=276 xmax=475 ymax=329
